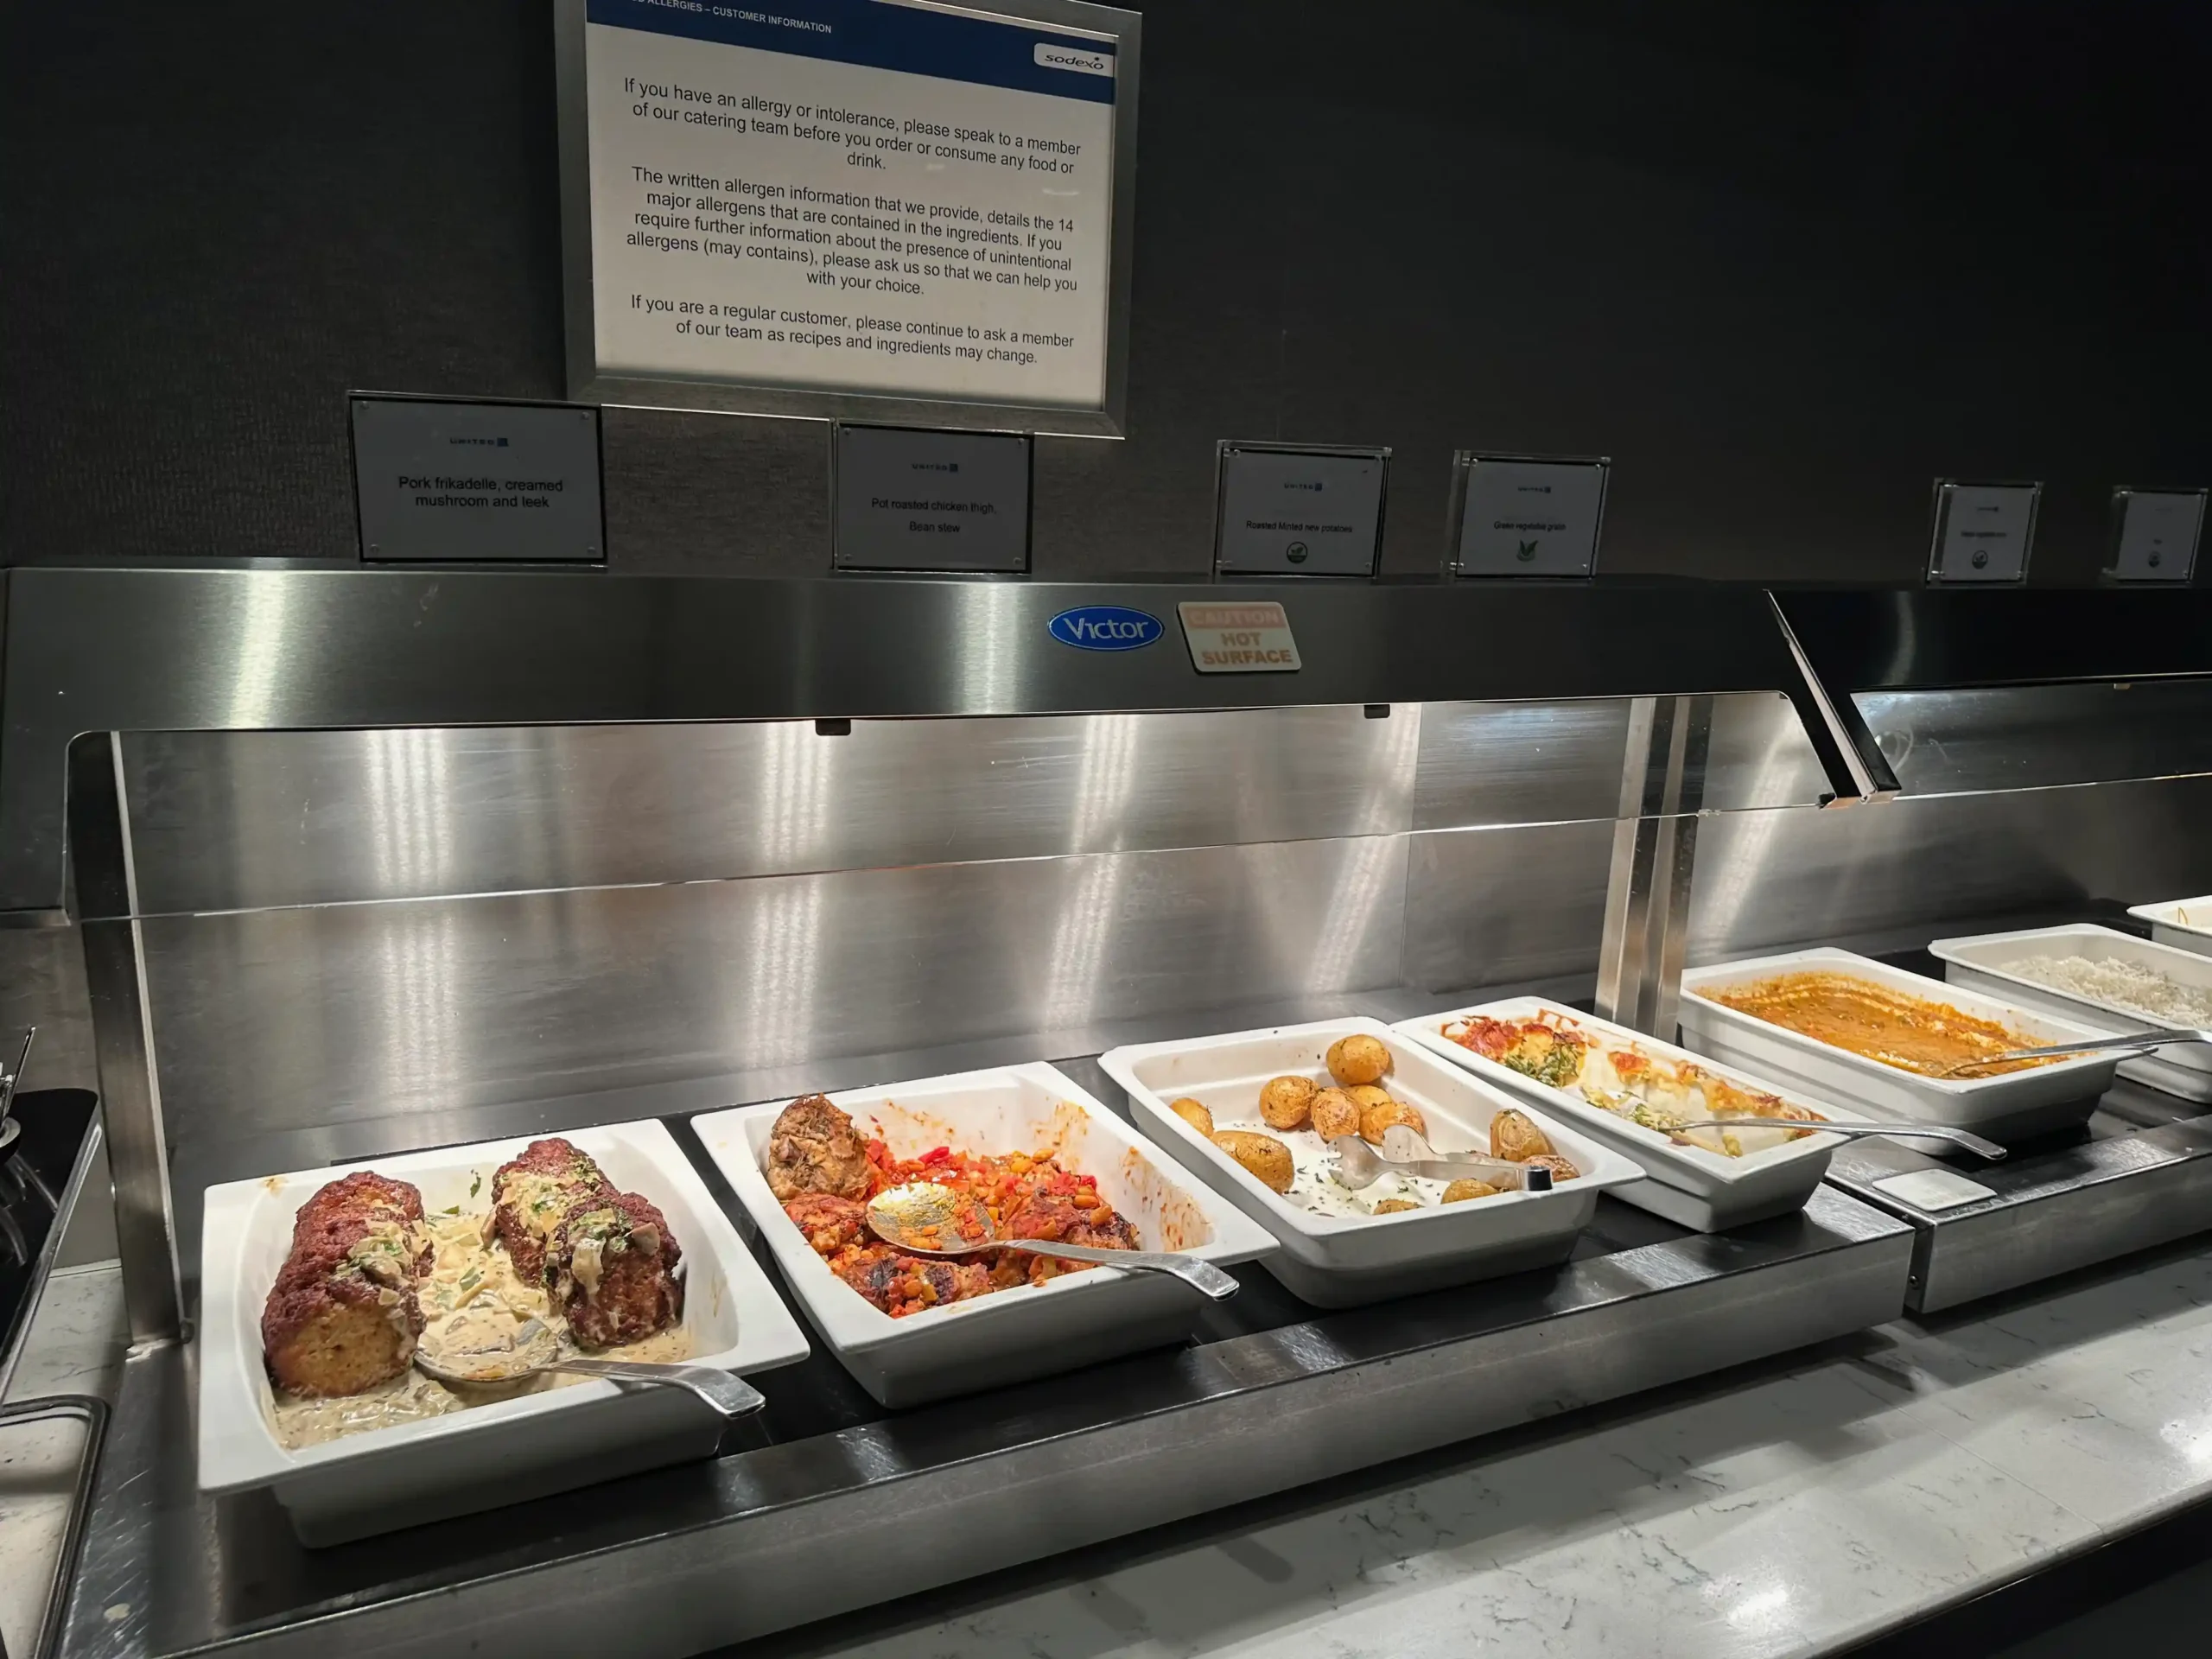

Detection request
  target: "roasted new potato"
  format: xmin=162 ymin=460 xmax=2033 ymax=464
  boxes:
xmin=1522 ymin=1152 xmax=1581 ymax=1182
xmin=1309 ymin=1087 xmax=1362 ymax=1141
xmin=1345 ymin=1084 xmax=1393 ymax=1113
xmin=1489 ymin=1108 xmax=1554 ymax=1162
xmin=1212 ymin=1130 xmax=1295 ymax=1194
xmin=1359 ymin=1099 xmax=1428 ymax=1146
xmin=1371 ymin=1198 xmax=1421 ymax=1215
xmin=1325 ymin=1034 xmax=1391 ymax=1087
xmin=1441 ymin=1179 xmax=1499 ymax=1204
xmin=1258 ymin=1074 xmax=1318 ymax=1131
xmin=1168 ymin=1096 xmax=1215 ymax=1136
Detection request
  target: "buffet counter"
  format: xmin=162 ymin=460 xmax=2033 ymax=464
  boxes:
xmin=12 ymin=1235 xmax=2210 ymax=1659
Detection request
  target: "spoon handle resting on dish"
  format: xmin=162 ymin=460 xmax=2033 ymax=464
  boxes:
xmin=526 ymin=1357 xmax=766 ymax=1419
xmin=1690 ymin=1116 xmax=2008 ymax=1160
xmin=1929 ymin=1027 xmax=2211 ymax=1077
xmin=997 ymin=1238 xmax=1240 ymax=1300
xmin=1327 ymin=1135 xmax=1553 ymax=1192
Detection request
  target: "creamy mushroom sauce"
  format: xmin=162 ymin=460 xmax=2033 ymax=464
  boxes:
xmin=269 ymin=1208 xmax=691 ymax=1450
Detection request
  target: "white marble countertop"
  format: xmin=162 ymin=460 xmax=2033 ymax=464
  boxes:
xmin=4 ymin=1243 xmax=2210 ymax=1659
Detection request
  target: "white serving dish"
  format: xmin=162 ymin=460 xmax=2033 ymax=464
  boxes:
xmin=1394 ymin=1000 xmax=1840 ymax=1231
xmin=198 ymin=1117 xmax=810 ymax=1546
xmin=2126 ymin=896 xmax=2212 ymax=959
xmin=1098 ymin=1017 xmax=1643 ymax=1308
xmin=1678 ymin=948 xmax=2122 ymax=1138
xmin=1929 ymin=923 xmax=2212 ymax=1103
xmin=693 ymin=1063 xmax=1274 ymax=1408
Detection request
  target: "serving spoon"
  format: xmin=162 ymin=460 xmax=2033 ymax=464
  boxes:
xmin=1684 ymin=1116 xmax=2008 ymax=1160
xmin=865 ymin=1182 xmax=1239 ymax=1301
xmin=411 ymin=1315 xmax=765 ymax=1419
xmin=1929 ymin=1027 xmax=2212 ymax=1078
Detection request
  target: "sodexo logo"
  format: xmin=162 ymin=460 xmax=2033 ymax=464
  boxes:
xmin=1047 ymin=606 xmax=1163 ymax=652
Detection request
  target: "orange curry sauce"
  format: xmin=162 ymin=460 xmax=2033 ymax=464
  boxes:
xmin=1707 ymin=972 xmax=2052 ymax=1077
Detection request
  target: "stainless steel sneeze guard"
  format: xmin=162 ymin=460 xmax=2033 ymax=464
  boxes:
xmin=17 ymin=568 xmax=2212 ymax=1659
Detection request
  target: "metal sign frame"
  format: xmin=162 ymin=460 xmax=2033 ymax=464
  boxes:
xmin=1210 ymin=440 xmax=1392 ymax=580
xmin=552 ymin=0 xmax=1141 ymax=439
xmin=1443 ymin=449 xmax=1611 ymax=580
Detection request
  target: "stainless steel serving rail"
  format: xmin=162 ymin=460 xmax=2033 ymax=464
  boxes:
xmin=54 ymin=1029 xmax=1915 ymax=1659
xmin=1772 ymin=588 xmax=2212 ymax=1310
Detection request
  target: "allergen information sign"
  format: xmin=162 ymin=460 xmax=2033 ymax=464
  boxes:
xmin=1927 ymin=480 xmax=2039 ymax=584
xmin=561 ymin=0 xmax=1136 ymax=429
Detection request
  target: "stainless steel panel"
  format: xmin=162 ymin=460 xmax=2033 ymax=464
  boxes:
xmin=1857 ymin=680 xmax=2212 ymax=797
xmin=1688 ymin=773 xmax=2212 ymax=965
xmin=1402 ymin=818 xmax=1615 ymax=994
xmin=61 ymin=1185 xmax=1910 ymax=1659
xmin=1412 ymin=690 xmax=1827 ymax=833
xmin=0 ymin=925 xmax=93 ymax=1093
xmin=119 ymin=706 xmax=1422 ymax=914
xmin=2 ymin=568 xmax=1836 ymax=915
xmin=139 ymin=836 xmax=1408 ymax=1151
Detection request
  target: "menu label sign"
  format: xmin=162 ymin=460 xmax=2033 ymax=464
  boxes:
xmin=2108 ymin=488 xmax=2204 ymax=583
xmin=1214 ymin=444 xmax=1388 ymax=576
xmin=1928 ymin=481 xmax=2039 ymax=584
xmin=352 ymin=397 xmax=604 ymax=563
xmin=1452 ymin=455 xmax=1607 ymax=578
xmin=833 ymin=424 xmax=1030 ymax=571
xmin=1179 ymin=601 xmax=1301 ymax=673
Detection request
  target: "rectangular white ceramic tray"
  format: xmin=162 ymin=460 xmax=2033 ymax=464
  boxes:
xmin=198 ymin=1117 xmax=810 ymax=1546
xmin=2126 ymin=896 xmax=2212 ymax=958
xmin=1929 ymin=923 xmax=2212 ymax=1103
xmin=1098 ymin=1017 xmax=1643 ymax=1307
xmin=1395 ymin=1000 xmax=1840 ymax=1231
xmin=693 ymin=1063 xmax=1275 ymax=1408
xmin=1678 ymin=948 xmax=2121 ymax=1137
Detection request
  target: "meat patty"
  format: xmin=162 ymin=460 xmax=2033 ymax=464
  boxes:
xmin=766 ymin=1094 xmax=872 ymax=1202
xmin=262 ymin=1172 xmax=429 ymax=1397
xmin=1001 ymin=1191 xmax=1139 ymax=1282
xmin=490 ymin=1138 xmax=613 ymax=1285
xmin=548 ymin=1188 xmax=684 ymax=1349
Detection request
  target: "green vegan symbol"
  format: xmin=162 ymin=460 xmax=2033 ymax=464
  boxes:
xmin=1516 ymin=539 xmax=1539 ymax=562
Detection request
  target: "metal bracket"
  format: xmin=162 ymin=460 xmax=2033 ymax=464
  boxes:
xmin=1595 ymin=695 xmax=1711 ymax=1038
xmin=65 ymin=734 xmax=181 ymax=1344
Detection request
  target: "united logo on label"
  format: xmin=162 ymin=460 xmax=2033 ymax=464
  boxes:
xmin=1047 ymin=606 xmax=1163 ymax=652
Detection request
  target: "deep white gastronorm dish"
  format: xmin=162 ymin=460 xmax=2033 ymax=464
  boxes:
xmin=1677 ymin=948 xmax=2122 ymax=1137
xmin=693 ymin=1062 xmax=1274 ymax=1408
xmin=2126 ymin=896 xmax=2212 ymax=959
xmin=1929 ymin=922 xmax=2212 ymax=1103
xmin=1395 ymin=999 xmax=1840 ymax=1231
xmin=198 ymin=1117 xmax=810 ymax=1546
xmin=1099 ymin=1017 xmax=1642 ymax=1307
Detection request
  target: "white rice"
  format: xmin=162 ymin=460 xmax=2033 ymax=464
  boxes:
xmin=2007 ymin=954 xmax=2212 ymax=1027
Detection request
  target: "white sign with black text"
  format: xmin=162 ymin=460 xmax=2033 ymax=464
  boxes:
xmin=1214 ymin=444 xmax=1388 ymax=576
xmin=1928 ymin=481 xmax=2039 ymax=584
xmin=1452 ymin=455 xmax=1607 ymax=578
xmin=2107 ymin=488 xmax=2204 ymax=583
xmin=832 ymin=424 xmax=1031 ymax=571
xmin=569 ymin=0 xmax=1123 ymax=415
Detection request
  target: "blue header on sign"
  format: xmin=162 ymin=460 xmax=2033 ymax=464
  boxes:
xmin=588 ymin=0 xmax=1118 ymax=105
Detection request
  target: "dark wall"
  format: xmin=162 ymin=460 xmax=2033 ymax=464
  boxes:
xmin=5 ymin=2 xmax=2208 ymax=583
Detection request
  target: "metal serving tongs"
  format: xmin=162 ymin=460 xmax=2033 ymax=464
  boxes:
xmin=1329 ymin=1129 xmax=1554 ymax=1192
xmin=1929 ymin=1027 xmax=2212 ymax=1079
xmin=0 ymin=1026 xmax=35 ymax=1157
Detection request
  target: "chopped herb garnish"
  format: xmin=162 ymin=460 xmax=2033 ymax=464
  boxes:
xmin=468 ymin=1173 xmax=482 ymax=1199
